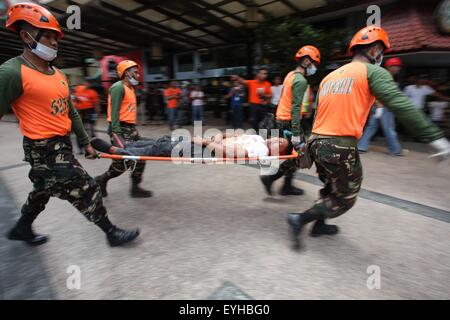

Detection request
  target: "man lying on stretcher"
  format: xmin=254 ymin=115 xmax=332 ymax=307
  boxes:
xmin=91 ymin=132 xmax=293 ymax=159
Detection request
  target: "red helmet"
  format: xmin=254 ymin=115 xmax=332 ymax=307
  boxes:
xmin=384 ymin=57 xmax=402 ymax=67
xmin=6 ymin=2 xmax=63 ymax=38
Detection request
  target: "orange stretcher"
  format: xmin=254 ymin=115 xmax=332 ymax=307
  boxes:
xmin=98 ymin=150 xmax=299 ymax=163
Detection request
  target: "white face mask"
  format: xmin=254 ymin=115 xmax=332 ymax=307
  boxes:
xmin=127 ymin=73 xmax=139 ymax=86
xmin=307 ymin=64 xmax=317 ymax=76
xmin=367 ymin=48 xmax=384 ymax=66
xmin=27 ymin=32 xmax=57 ymax=62
xmin=374 ymin=52 xmax=384 ymax=66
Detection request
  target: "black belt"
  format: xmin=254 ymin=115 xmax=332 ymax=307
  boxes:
xmin=23 ymin=135 xmax=71 ymax=144
xmin=120 ymin=122 xmax=136 ymax=127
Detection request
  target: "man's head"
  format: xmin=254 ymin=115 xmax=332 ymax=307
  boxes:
xmin=117 ymin=60 xmax=139 ymax=86
xmin=169 ymin=81 xmax=178 ymax=88
xmin=20 ymin=23 xmax=59 ymax=58
xmin=6 ymin=3 xmax=63 ymax=62
xmin=266 ymin=137 xmax=291 ymax=156
xmin=349 ymin=26 xmax=390 ymax=66
xmin=295 ymin=45 xmax=321 ymax=76
xmin=416 ymin=75 xmax=429 ymax=87
xmin=256 ymin=67 xmax=269 ymax=81
xmin=273 ymin=75 xmax=282 ymax=86
xmin=384 ymin=57 xmax=402 ymax=75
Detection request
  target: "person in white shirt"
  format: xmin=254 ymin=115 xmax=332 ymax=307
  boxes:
xmin=190 ymin=84 xmax=205 ymax=122
xmin=194 ymin=132 xmax=292 ymax=158
xmin=428 ymin=82 xmax=450 ymax=124
xmin=404 ymin=76 xmax=450 ymax=110
xmin=92 ymin=133 xmax=292 ymax=160
xmin=270 ymin=75 xmax=283 ymax=114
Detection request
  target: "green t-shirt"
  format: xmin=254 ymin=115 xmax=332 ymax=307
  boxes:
xmin=290 ymin=72 xmax=308 ymax=136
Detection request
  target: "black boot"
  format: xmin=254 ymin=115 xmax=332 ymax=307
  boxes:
xmin=7 ymin=216 xmax=47 ymax=246
xmin=107 ymin=227 xmax=140 ymax=247
xmin=130 ymin=183 xmax=153 ymax=198
xmin=260 ymin=170 xmax=284 ymax=195
xmin=280 ymin=176 xmax=304 ymax=196
xmin=95 ymin=175 xmax=108 ymax=197
xmin=311 ymin=220 xmax=339 ymax=237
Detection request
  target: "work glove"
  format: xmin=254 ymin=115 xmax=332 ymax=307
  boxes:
xmin=283 ymin=129 xmax=293 ymax=140
xmin=84 ymin=143 xmax=100 ymax=159
xmin=374 ymin=107 xmax=384 ymax=119
xmin=291 ymin=135 xmax=306 ymax=153
xmin=429 ymin=138 xmax=450 ymax=161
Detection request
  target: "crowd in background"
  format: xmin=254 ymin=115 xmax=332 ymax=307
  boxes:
xmin=70 ymin=70 xmax=450 ymax=140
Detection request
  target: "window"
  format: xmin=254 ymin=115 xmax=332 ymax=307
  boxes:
xmin=145 ymin=51 xmax=170 ymax=75
xmin=177 ymin=53 xmax=194 ymax=72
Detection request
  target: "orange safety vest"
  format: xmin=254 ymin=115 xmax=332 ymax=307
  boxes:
xmin=107 ymin=83 xmax=137 ymax=124
xmin=276 ymin=71 xmax=296 ymax=121
xmin=12 ymin=64 xmax=72 ymax=140
xmin=74 ymin=85 xmax=99 ymax=111
xmin=312 ymin=61 xmax=376 ymax=138
xmin=276 ymin=72 xmax=312 ymax=121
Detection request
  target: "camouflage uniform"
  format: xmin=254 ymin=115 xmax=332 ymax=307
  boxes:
xmin=22 ymin=135 xmax=106 ymax=223
xmin=98 ymin=123 xmax=146 ymax=183
xmin=307 ymin=136 xmax=362 ymax=219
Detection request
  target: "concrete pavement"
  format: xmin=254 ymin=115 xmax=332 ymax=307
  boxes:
xmin=1 ymin=116 xmax=449 ymax=299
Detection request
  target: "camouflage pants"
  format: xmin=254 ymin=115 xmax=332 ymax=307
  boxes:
xmin=273 ymin=120 xmax=298 ymax=177
xmin=308 ymin=138 xmax=363 ymax=219
xmin=22 ymin=136 xmax=106 ymax=223
xmin=100 ymin=124 xmax=146 ymax=184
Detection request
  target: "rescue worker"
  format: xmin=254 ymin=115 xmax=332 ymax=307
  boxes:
xmin=286 ymin=26 xmax=450 ymax=248
xmin=73 ymin=79 xmax=100 ymax=153
xmin=260 ymin=46 xmax=321 ymax=196
xmin=94 ymin=60 xmax=153 ymax=198
xmin=232 ymin=68 xmax=273 ymax=130
xmin=0 ymin=3 xmax=139 ymax=246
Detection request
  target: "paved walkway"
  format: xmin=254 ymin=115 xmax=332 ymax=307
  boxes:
xmin=1 ymin=117 xmax=449 ymax=299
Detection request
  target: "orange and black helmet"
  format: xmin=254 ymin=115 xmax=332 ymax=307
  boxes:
xmin=116 ymin=60 xmax=139 ymax=78
xmin=348 ymin=25 xmax=390 ymax=53
xmin=6 ymin=2 xmax=63 ymax=38
xmin=295 ymin=45 xmax=321 ymax=64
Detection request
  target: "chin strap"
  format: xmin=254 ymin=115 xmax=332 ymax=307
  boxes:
xmin=361 ymin=51 xmax=376 ymax=64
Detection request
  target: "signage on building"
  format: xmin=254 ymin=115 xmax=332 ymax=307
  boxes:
xmin=435 ymin=0 xmax=450 ymax=34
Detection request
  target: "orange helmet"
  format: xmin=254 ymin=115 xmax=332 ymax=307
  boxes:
xmin=348 ymin=25 xmax=390 ymax=53
xmin=6 ymin=2 xmax=63 ymax=38
xmin=295 ymin=45 xmax=321 ymax=64
xmin=117 ymin=60 xmax=139 ymax=78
